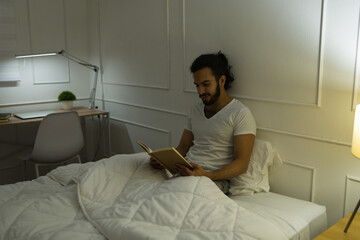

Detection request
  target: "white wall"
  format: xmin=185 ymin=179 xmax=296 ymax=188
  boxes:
xmin=1 ymin=0 xmax=360 ymax=227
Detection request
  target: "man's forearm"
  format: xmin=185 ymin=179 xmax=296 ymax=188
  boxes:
xmin=205 ymin=159 xmax=249 ymax=181
xmin=176 ymin=129 xmax=194 ymax=157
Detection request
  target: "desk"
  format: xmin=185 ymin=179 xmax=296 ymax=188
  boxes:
xmin=314 ymin=212 xmax=360 ymax=240
xmin=0 ymin=107 xmax=111 ymax=161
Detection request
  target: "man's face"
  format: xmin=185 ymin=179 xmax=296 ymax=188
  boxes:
xmin=193 ymin=67 xmax=221 ymax=106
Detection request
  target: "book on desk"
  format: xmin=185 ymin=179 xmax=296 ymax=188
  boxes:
xmin=0 ymin=113 xmax=11 ymax=122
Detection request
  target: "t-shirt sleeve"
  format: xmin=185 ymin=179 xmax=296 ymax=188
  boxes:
xmin=233 ymin=107 xmax=257 ymax=136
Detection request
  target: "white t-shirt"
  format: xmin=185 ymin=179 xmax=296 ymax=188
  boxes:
xmin=185 ymin=99 xmax=256 ymax=172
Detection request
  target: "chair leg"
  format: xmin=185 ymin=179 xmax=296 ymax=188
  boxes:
xmin=77 ymin=154 xmax=82 ymax=164
xmin=35 ymin=164 xmax=40 ymax=178
xmin=23 ymin=160 xmax=27 ymax=181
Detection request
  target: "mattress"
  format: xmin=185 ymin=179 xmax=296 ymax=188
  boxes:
xmin=231 ymin=192 xmax=327 ymax=239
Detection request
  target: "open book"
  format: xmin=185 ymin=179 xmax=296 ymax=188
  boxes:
xmin=137 ymin=140 xmax=193 ymax=174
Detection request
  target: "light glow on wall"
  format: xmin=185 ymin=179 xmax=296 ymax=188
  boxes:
xmin=352 ymin=104 xmax=360 ymax=158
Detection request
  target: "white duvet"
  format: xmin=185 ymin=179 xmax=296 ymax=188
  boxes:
xmin=0 ymin=153 xmax=309 ymax=240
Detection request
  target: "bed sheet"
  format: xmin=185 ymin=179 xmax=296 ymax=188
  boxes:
xmin=231 ymin=193 xmax=327 ymax=239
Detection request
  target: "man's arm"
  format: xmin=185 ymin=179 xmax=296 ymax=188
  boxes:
xmin=176 ymin=129 xmax=194 ymax=157
xmin=175 ymin=134 xmax=255 ymax=180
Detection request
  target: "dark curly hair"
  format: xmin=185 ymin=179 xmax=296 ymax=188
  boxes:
xmin=190 ymin=51 xmax=234 ymax=89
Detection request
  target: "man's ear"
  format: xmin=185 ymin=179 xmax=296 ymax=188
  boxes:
xmin=219 ymin=75 xmax=226 ymax=88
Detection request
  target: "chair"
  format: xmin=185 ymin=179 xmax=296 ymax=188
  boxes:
xmin=20 ymin=111 xmax=84 ymax=179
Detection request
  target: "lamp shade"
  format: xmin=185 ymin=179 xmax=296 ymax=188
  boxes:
xmin=15 ymin=52 xmax=58 ymax=58
xmin=352 ymin=104 xmax=360 ymax=158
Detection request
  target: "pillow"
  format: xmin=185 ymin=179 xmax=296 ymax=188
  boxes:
xmin=229 ymin=139 xmax=282 ymax=196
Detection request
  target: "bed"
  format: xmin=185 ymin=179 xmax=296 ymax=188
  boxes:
xmin=0 ymin=140 xmax=327 ymax=240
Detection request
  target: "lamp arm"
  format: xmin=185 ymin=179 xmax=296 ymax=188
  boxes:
xmin=59 ymin=50 xmax=100 ymax=109
xmin=89 ymin=69 xmax=98 ymax=109
xmin=59 ymin=50 xmax=99 ymax=72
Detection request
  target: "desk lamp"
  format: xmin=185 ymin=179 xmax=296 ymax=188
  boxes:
xmin=344 ymin=104 xmax=360 ymax=232
xmin=15 ymin=50 xmax=99 ymax=109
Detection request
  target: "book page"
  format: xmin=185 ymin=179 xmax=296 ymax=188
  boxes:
xmin=150 ymin=148 xmax=193 ymax=174
xmin=137 ymin=140 xmax=193 ymax=174
xmin=137 ymin=140 xmax=152 ymax=153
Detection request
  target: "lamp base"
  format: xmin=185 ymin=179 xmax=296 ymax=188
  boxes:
xmin=344 ymin=198 xmax=360 ymax=232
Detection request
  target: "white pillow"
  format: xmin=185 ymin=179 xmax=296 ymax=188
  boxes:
xmin=229 ymin=139 xmax=282 ymax=196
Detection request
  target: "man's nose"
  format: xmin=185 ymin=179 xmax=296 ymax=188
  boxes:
xmin=197 ymin=86 xmax=205 ymax=95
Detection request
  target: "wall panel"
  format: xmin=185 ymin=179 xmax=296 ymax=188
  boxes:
xmin=344 ymin=176 xmax=360 ymax=216
xmin=28 ymin=0 xmax=69 ymax=84
xmin=111 ymin=118 xmax=170 ymax=155
xmin=183 ymin=0 xmax=324 ymax=105
xmin=269 ymin=160 xmax=315 ymax=202
xmin=0 ymin=0 xmax=20 ymax=81
xmin=100 ymin=0 xmax=170 ymax=89
xmin=105 ymin=101 xmax=187 ymax=149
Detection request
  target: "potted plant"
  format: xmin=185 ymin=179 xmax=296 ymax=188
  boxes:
xmin=58 ymin=90 xmax=76 ymax=110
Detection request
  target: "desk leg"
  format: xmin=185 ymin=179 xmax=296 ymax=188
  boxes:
xmin=80 ymin=117 xmax=88 ymax=162
xmin=80 ymin=113 xmax=110 ymax=161
xmin=104 ymin=113 xmax=111 ymax=157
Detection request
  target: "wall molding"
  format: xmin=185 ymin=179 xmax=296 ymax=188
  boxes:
xmin=102 ymin=81 xmax=170 ymax=90
xmin=1 ymin=98 xmax=351 ymax=148
xmin=0 ymin=97 xmax=89 ymax=108
xmin=182 ymin=0 xmax=187 ymax=94
xmin=106 ymin=99 xmax=351 ymax=147
xmin=344 ymin=175 xmax=360 ymax=217
xmin=183 ymin=90 xmax=321 ymax=107
xmin=110 ymin=116 xmax=172 ymax=147
xmin=283 ymin=160 xmax=316 ymax=202
xmin=110 ymin=116 xmax=170 ymax=134
xmin=0 ymin=0 xmax=21 ymax=82
xmin=182 ymin=0 xmax=326 ymax=107
xmin=316 ymin=0 xmax=327 ymax=108
xmin=100 ymin=0 xmax=171 ymax=90
xmin=105 ymin=98 xmax=188 ymax=117
xmin=32 ymin=79 xmax=69 ymax=85
xmin=351 ymin=1 xmax=360 ymax=110
xmin=258 ymin=126 xmax=351 ymax=147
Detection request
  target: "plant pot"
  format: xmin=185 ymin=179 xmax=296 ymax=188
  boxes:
xmin=61 ymin=101 xmax=73 ymax=110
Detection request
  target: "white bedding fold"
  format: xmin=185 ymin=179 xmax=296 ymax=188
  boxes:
xmin=0 ymin=175 xmax=104 ymax=240
xmin=77 ymin=153 xmax=309 ymax=240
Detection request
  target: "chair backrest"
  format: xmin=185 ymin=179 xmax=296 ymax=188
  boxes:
xmin=30 ymin=111 xmax=84 ymax=164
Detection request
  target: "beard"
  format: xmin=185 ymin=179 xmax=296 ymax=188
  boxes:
xmin=200 ymin=82 xmax=221 ymax=106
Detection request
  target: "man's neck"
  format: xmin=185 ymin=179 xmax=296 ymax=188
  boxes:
xmin=204 ymin=93 xmax=233 ymax=118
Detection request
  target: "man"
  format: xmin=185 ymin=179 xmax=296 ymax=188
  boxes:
xmin=150 ymin=52 xmax=256 ymax=193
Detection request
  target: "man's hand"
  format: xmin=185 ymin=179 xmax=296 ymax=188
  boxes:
xmin=175 ymin=163 xmax=208 ymax=177
xmin=149 ymin=157 xmax=164 ymax=169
